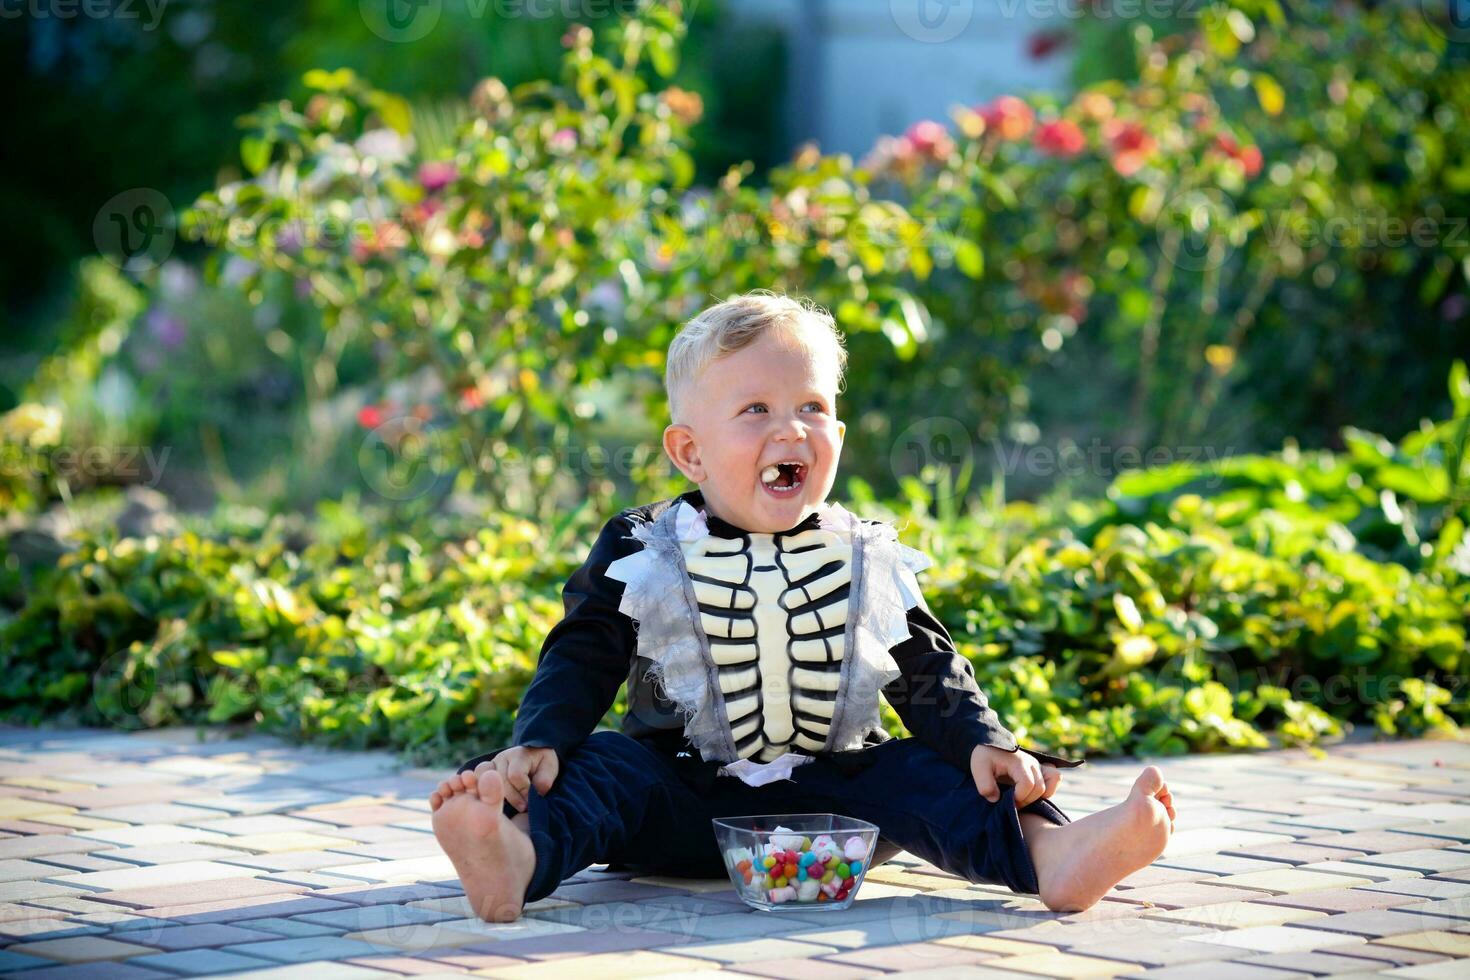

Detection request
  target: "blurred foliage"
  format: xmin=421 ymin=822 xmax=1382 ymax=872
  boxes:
xmin=184 ymin=3 xmax=939 ymax=520
xmin=0 ymin=0 xmax=779 ymax=334
xmin=858 ymin=0 xmax=1470 ymax=489
xmin=3 ymin=383 xmax=1465 ymax=764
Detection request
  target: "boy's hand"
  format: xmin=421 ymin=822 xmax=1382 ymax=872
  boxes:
xmin=970 ymin=744 xmax=1060 ymax=808
xmin=473 ymin=746 xmax=560 ymax=812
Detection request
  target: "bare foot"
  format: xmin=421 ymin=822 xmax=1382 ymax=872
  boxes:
xmin=1019 ymin=765 xmax=1175 ymax=913
xmin=430 ymin=768 xmax=537 ymax=922
xmin=428 ymin=771 xmax=473 ymax=811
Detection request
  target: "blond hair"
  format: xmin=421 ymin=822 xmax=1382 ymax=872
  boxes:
xmin=665 ymin=291 xmax=848 ymax=423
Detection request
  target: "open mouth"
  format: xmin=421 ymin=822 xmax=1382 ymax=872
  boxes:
xmin=760 ymin=461 xmax=807 ymax=496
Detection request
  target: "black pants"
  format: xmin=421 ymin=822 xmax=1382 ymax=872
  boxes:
xmin=457 ymin=731 xmax=1070 ymax=904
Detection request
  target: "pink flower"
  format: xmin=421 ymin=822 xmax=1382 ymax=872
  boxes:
xmin=976 ymin=95 xmax=1035 ymax=142
xmin=417 ymin=161 xmax=459 ymax=193
xmin=1033 ymin=119 xmax=1086 ymax=158
xmin=1212 ymin=134 xmax=1263 ymax=179
xmin=549 ymin=128 xmax=578 ymax=154
xmin=1103 ymin=120 xmax=1156 ymax=177
xmin=904 ymin=120 xmax=953 ymax=162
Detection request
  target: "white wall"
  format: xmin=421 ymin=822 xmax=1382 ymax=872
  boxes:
xmin=726 ymin=0 xmax=1071 ymax=158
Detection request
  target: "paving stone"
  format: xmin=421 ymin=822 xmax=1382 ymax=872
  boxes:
xmin=0 ymin=835 xmax=107 ymax=860
xmin=1292 ymin=907 xmax=1455 ymax=938
xmin=293 ymin=804 xmax=424 ymax=828
xmin=1221 ymin=842 xmax=1369 ymax=865
xmin=180 ymin=814 xmax=335 ymax=835
xmin=1257 ymin=886 xmax=1423 ymax=914
xmin=342 ymin=922 xmax=498 ymax=953
xmin=1360 ymin=878 xmax=1470 ymax=901
xmin=294 ymin=903 xmax=458 ymax=931
xmin=1295 ymin=859 xmax=1422 ymax=881
xmin=548 ymin=879 xmax=693 ymax=904
xmin=0 ymin=880 xmax=88 ymax=902
xmin=474 ymin=950 xmax=723 ymax=979
xmin=0 ymin=858 xmax=83 ymax=882
xmin=138 ymin=892 xmax=354 ymax=924
xmin=129 ymin=947 xmax=283 ymax=975
xmin=1147 ymin=902 xmax=1330 ymax=930
xmin=1065 ymin=938 xmax=1239 ymax=969
xmin=1323 ymin=940 xmax=1451 ymax=967
xmin=140 ymin=921 xmax=284 ymax=950
xmin=58 ymin=859 xmax=263 ymax=893
xmin=343 ymin=953 xmax=472 ymax=975
xmin=215 ymin=934 xmax=387 ymax=963
xmin=32 ymin=852 xmax=135 ymax=873
xmin=9 ymin=962 xmax=177 ymax=980
xmin=1211 ymin=869 xmax=1376 ymax=894
xmin=736 ymin=956 xmax=885 ymax=979
xmin=102 ymin=843 xmax=251 ymax=866
xmin=1192 ymin=924 xmax=1367 ymax=954
xmin=0 ymin=949 xmax=54 ymax=972
xmin=316 ymin=882 xmax=462 ymax=906
xmin=1114 ymin=963 xmax=1306 ymax=979
xmin=86 ymin=875 xmax=305 ymax=909
xmin=1233 ymin=949 xmax=1396 ymax=974
xmin=1110 ymin=882 xmax=1277 ymax=910
xmin=75 ymin=825 xmax=234 ymax=848
xmin=0 ymin=916 xmax=106 ymax=941
xmin=1157 ymin=855 xmax=1298 ymax=877
xmin=230 ymin=915 xmax=346 ymax=937
xmin=1113 ymin=866 xmax=1219 ymax=890
xmin=1347 ymin=849 xmax=1470 ymax=874
xmin=664 ymin=934 xmax=840 ymax=963
xmin=8 ymin=934 xmax=162 ymax=962
xmin=478 ymin=926 xmax=699 ymax=959
xmin=1374 ymin=930 xmax=1470 ymax=956
xmin=80 ymin=803 xmax=225 ymax=825
xmin=983 ymin=949 xmax=1135 ymax=977
xmin=215 ymin=831 xmax=358 ymax=853
xmin=218 ymin=848 xmax=373 ymax=872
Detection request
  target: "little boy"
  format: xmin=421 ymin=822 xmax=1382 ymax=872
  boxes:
xmin=431 ymin=292 xmax=1176 ymax=922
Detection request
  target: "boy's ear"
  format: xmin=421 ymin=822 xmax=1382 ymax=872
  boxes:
xmin=663 ymin=423 xmax=706 ymax=483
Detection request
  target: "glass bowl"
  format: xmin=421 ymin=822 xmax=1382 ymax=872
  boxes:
xmin=712 ymin=813 xmax=880 ymax=912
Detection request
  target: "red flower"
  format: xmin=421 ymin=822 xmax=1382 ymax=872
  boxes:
xmin=1027 ymin=29 xmax=1068 ymax=61
xmin=417 ymin=161 xmax=459 ymax=193
xmin=1033 ymin=119 xmax=1086 ymax=158
xmin=1103 ymin=120 xmax=1156 ymax=177
xmin=357 ymin=404 xmax=385 ymax=429
xmin=459 ymin=385 xmax=484 ymax=411
xmin=976 ymin=95 xmax=1035 ymax=142
xmin=904 ymin=120 xmax=954 ymax=162
xmin=352 ymin=221 xmax=410 ymax=262
xmin=1213 ymin=134 xmax=1263 ymax=178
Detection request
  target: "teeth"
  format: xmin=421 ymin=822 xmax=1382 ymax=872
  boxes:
xmin=761 ymin=465 xmax=781 ymax=484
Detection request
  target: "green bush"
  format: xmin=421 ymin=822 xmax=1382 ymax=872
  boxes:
xmin=4 ymin=390 xmax=1464 ymax=765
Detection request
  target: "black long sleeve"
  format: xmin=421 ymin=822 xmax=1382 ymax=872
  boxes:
xmin=510 ymin=513 xmax=641 ymax=763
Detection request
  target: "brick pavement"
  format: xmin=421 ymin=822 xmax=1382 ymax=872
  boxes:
xmin=0 ymin=726 xmax=1466 ymax=978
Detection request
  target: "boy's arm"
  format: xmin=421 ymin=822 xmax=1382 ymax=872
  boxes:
xmin=510 ymin=513 xmax=640 ymax=766
xmin=883 ymin=597 xmax=1084 ymax=773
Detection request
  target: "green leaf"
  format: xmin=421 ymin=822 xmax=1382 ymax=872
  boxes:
xmin=240 ymin=135 xmax=272 ymax=176
xmin=953 ymin=240 xmax=984 ymax=278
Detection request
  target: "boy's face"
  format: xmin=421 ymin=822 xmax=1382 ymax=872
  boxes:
xmin=663 ymin=328 xmax=846 ymax=533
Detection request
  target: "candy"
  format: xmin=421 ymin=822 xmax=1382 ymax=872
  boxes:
xmin=726 ymin=828 xmax=870 ymax=907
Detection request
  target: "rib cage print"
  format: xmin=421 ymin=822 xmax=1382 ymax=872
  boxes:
xmin=681 ymin=526 xmax=853 ymax=763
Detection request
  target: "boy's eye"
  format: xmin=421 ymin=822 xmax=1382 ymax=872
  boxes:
xmin=742 ymin=403 xmax=767 ymax=414
xmin=803 ymin=401 xmax=826 ymax=413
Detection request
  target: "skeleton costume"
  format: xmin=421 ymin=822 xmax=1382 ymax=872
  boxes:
xmin=457 ymin=489 xmax=1082 ymax=903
